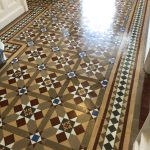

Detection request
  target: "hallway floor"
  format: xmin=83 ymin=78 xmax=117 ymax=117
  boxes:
xmin=0 ymin=0 xmax=149 ymax=149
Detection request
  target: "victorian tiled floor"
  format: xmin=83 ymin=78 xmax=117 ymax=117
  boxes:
xmin=0 ymin=0 xmax=149 ymax=149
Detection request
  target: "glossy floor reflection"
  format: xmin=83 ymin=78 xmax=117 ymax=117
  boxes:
xmin=82 ymin=0 xmax=115 ymax=33
xmin=0 ymin=0 xmax=147 ymax=149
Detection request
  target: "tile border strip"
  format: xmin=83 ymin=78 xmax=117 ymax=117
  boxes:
xmin=88 ymin=0 xmax=148 ymax=149
xmin=101 ymin=0 xmax=146 ymax=149
xmin=87 ymin=0 xmax=139 ymax=149
xmin=123 ymin=0 xmax=150 ymax=149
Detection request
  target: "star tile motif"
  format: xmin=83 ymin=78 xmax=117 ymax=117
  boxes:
xmin=17 ymin=28 xmax=38 ymax=42
xmin=80 ymin=60 xmax=104 ymax=76
xmin=66 ymin=39 xmax=80 ymax=49
xmin=40 ymin=26 xmax=47 ymax=32
xmin=35 ymin=73 xmax=61 ymax=93
xmin=36 ymin=31 xmax=61 ymax=46
xmin=50 ymin=111 xmax=84 ymax=143
xmin=25 ymin=47 xmax=47 ymax=61
xmin=14 ymin=99 xmax=43 ymax=127
xmin=68 ymin=81 xmax=97 ymax=104
xmin=37 ymin=34 xmax=52 ymax=45
xmin=7 ymin=66 xmax=30 ymax=84
xmin=51 ymin=53 xmax=74 ymax=68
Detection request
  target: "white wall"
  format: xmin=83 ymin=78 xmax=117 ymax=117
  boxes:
xmin=144 ymin=18 xmax=150 ymax=74
xmin=144 ymin=20 xmax=150 ymax=62
xmin=0 ymin=0 xmax=28 ymax=30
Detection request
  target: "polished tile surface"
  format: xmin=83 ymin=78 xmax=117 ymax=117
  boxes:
xmin=0 ymin=0 xmax=148 ymax=149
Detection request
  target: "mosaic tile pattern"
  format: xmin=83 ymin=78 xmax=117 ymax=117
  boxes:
xmin=0 ymin=0 xmax=147 ymax=149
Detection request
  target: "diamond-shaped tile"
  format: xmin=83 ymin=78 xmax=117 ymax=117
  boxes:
xmin=37 ymin=64 xmax=46 ymax=71
xmin=111 ymin=118 xmax=118 ymax=124
xmin=90 ymin=109 xmax=99 ymax=118
xmin=30 ymin=132 xmax=42 ymax=144
xmin=101 ymin=80 xmax=108 ymax=87
xmin=106 ymin=134 xmax=114 ymax=141
xmin=104 ymin=143 xmax=113 ymax=149
xmin=52 ymin=47 xmax=60 ymax=52
xmin=52 ymin=97 xmax=62 ymax=106
xmin=116 ymin=97 xmax=122 ymax=103
xmin=112 ymin=110 xmax=120 ymax=116
xmin=67 ymin=71 xmax=76 ymax=78
xmin=18 ymin=87 xmax=28 ymax=96
xmin=11 ymin=58 xmax=19 ymax=64
xmin=79 ymin=51 xmax=87 ymax=58
xmin=117 ymin=91 xmax=124 ymax=96
xmin=108 ymin=125 xmax=116 ymax=132
xmin=27 ymin=40 xmax=34 ymax=47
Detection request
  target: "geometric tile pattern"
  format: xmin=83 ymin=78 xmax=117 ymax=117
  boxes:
xmin=7 ymin=66 xmax=30 ymax=84
xmin=35 ymin=73 xmax=61 ymax=92
xmin=80 ymin=60 xmax=103 ymax=76
xmin=0 ymin=63 xmax=36 ymax=88
xmin=50 ymin=111 xmax=84 ymax=143
xmin=14 ymin=99 xmax=43 ymax=127
xmin=51 ymin=52 xmax=75 ymax=69
xmin=25 ymin=47 xmax=47 ymax=62
xmin=77 ymin=58 xmax=108 ymax=80
xmin=0 ymin=0 xmax=147 ymax=149
xmin=68 ymin=81 xmax=97 ymax=104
